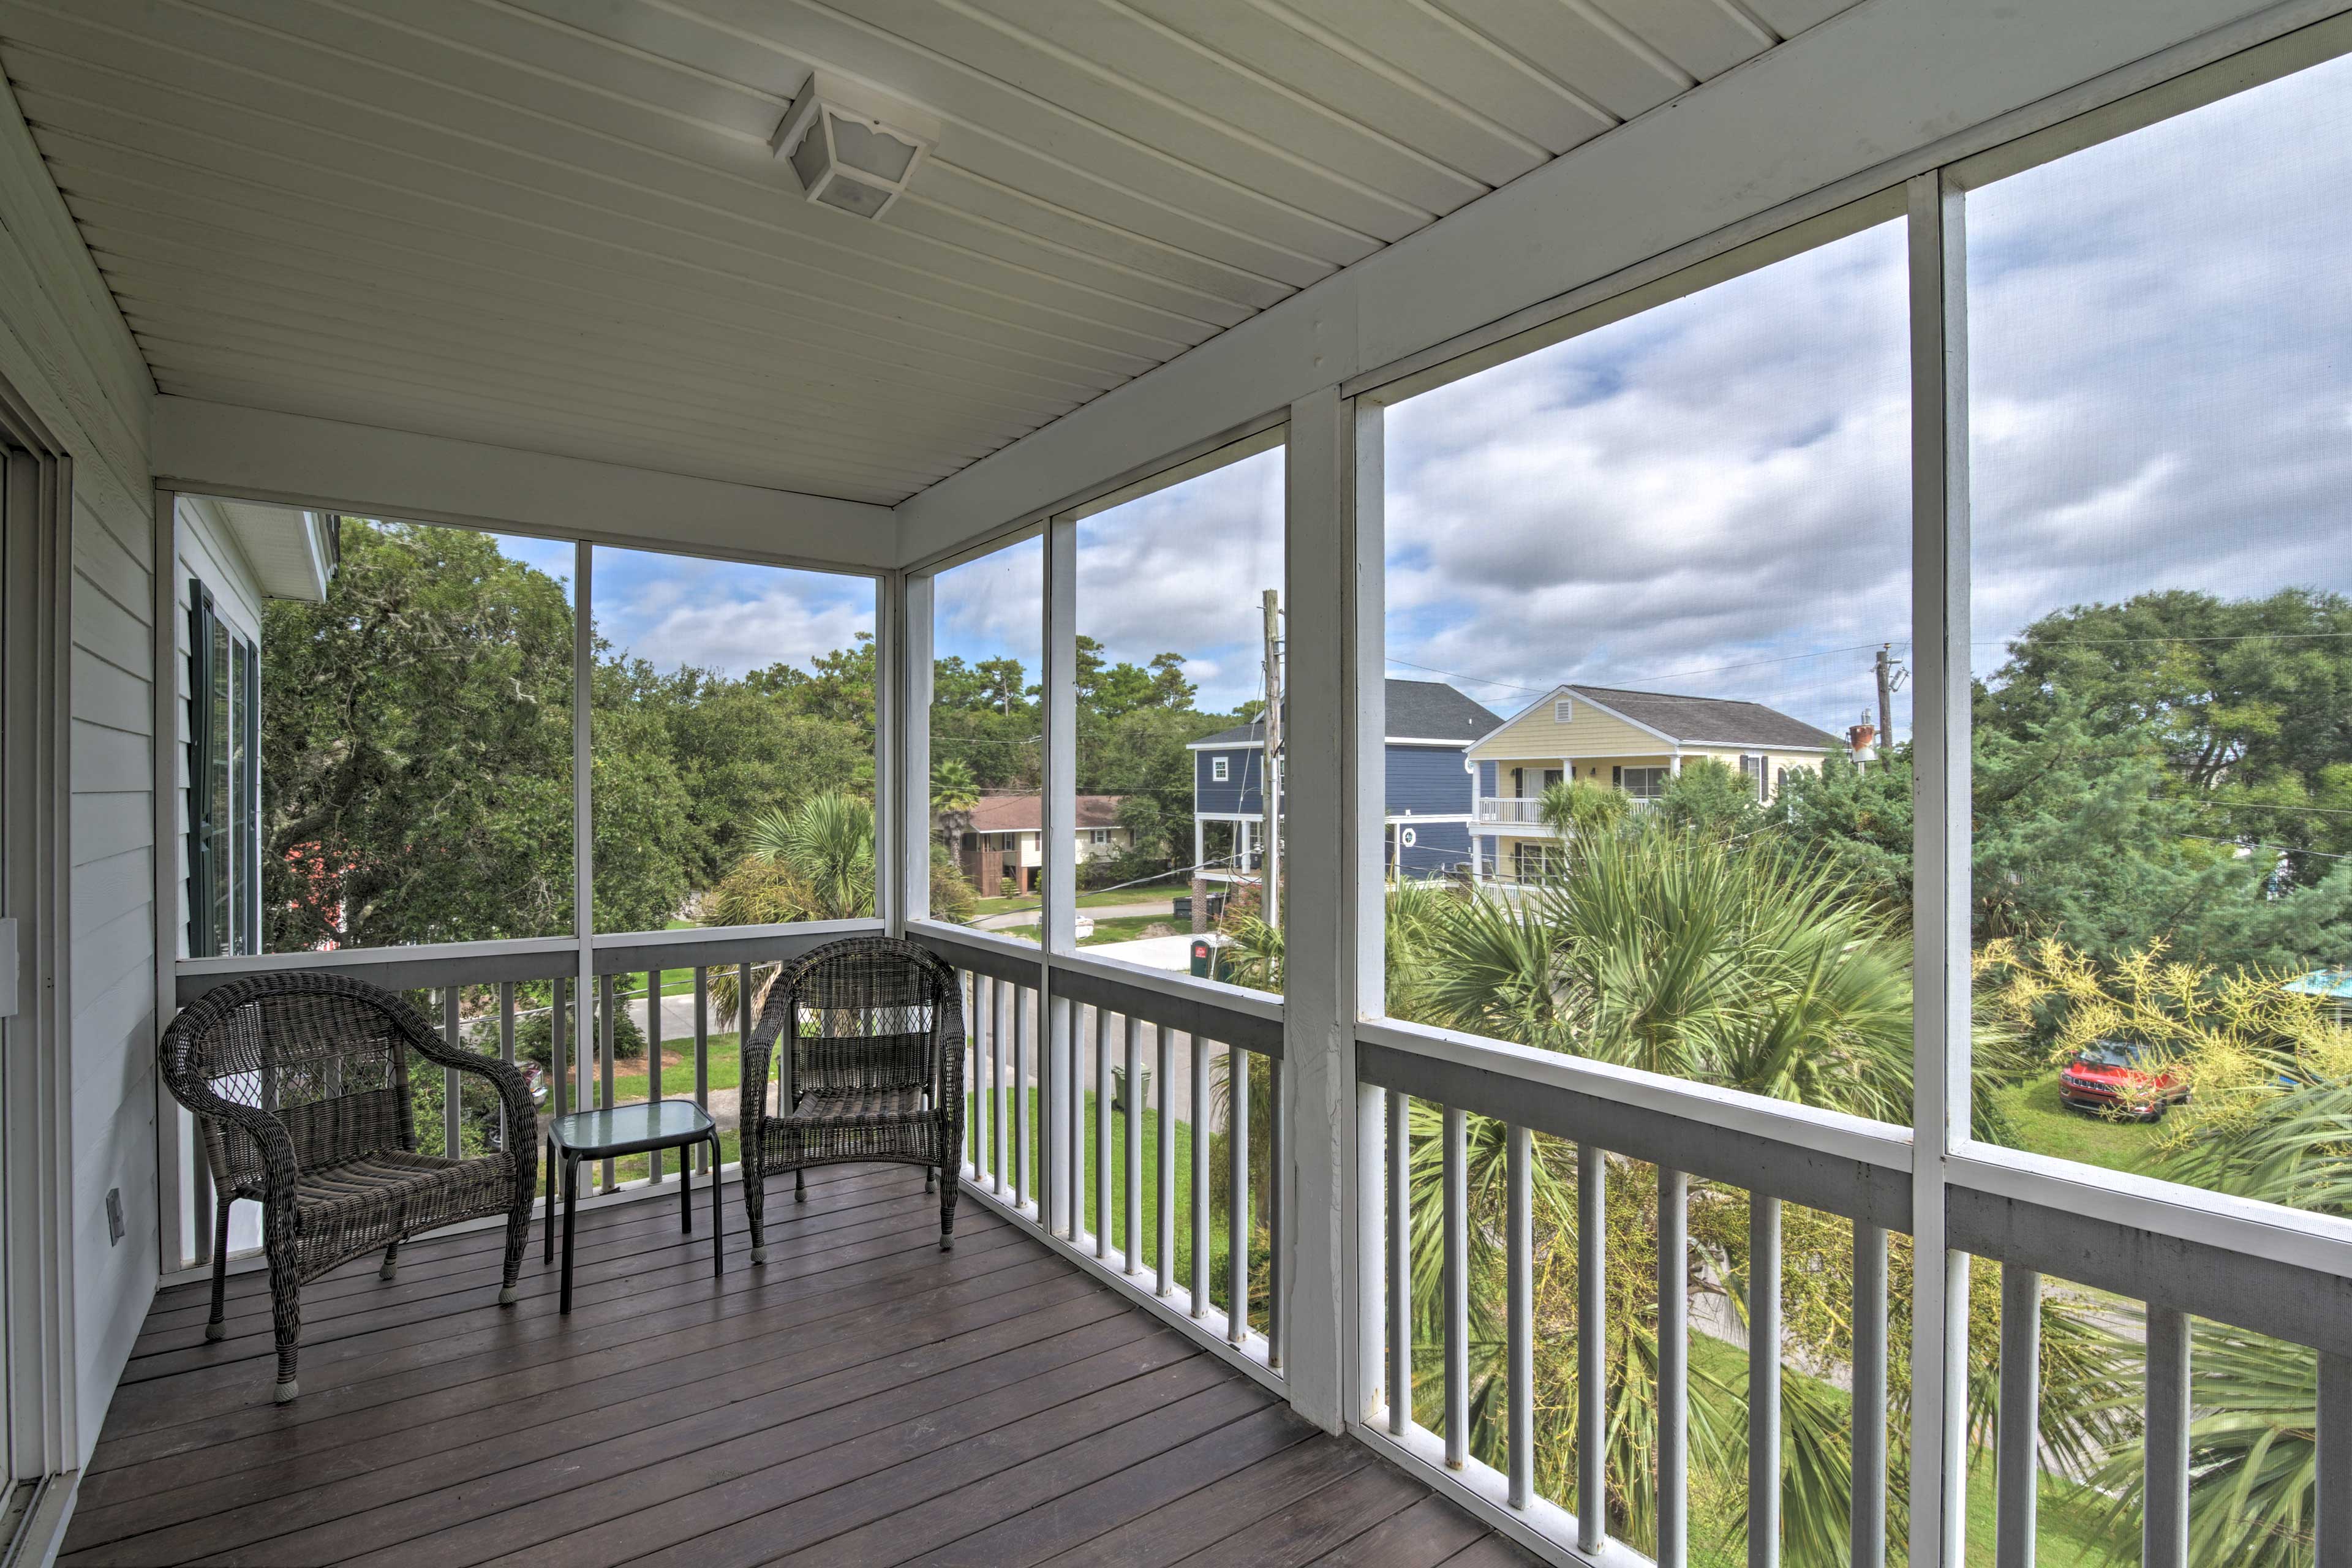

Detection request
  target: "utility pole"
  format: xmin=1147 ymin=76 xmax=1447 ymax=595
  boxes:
xmin=1261 ymin=587 xmax=1281 ymax=929
xmin=1874 ymin=644 xmax=1896 ymax=761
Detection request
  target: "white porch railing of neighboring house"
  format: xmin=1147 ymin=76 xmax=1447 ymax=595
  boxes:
xmin=157 ymin=916 xmax=2352 ymax=1568
xmin=1479 ymin=794 xmax=1664 ymax=829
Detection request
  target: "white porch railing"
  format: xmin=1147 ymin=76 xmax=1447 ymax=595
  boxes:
xmin=911 ymin=922 xmax=1288 ymax=1390
xmin=1478 ymin=795 xmax=1660 ymax=828
xmin=1477 ymin=796 xmax=1550 ymax=826
xmin=159 ymin=919 xmax=2352 ymax=1568
xmin=1350 ymin=1017 xmax=2352 ymax=1568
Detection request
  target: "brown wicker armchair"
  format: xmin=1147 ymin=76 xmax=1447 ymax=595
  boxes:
xmin=741 ymin=936 xmax=962 ymax=1261
xmin=160 ymin=972 xmax=538 ymax=1403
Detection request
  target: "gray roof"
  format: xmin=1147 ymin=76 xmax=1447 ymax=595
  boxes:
xmin=1564 ymin=685 xmax=1841 ymax=750
xmin=1192 ymin=678 xmax=1497 ymax=748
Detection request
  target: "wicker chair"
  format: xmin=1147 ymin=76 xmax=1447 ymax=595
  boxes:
xmin=160 ymin=973 xmax=538 ymax=1403
xmin=741 ymin=936 xmax=963 ymax=1261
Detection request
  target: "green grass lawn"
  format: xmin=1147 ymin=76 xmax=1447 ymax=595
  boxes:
xmin=1077 ymin=914 xmax=1180 ymax=948
xmin=964 ymin=1084 xmax=1266 ymax=1329
xmin=1991 ymin=1071 xmax=2167 ymax=1178
xmin=972 ymin=882 xmax=1191 ymax=919
xmin=1676 ymin=1332 xmax=2127 ymax=1567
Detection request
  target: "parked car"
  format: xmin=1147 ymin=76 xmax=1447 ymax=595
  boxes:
xmin=2057 ymin=1039 xmax=2188 ymax=1120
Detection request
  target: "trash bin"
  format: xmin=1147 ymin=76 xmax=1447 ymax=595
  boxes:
xmin=1189 ymin=935 xmax=1229 ymax=982
xmin=1173 ymin=892 xmax=1227 ymax=924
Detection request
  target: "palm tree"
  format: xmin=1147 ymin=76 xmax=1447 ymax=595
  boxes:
xmin=932 ymin=756 xmax=979 ymax=851
xmin=705 ymin=793 xmax=875 ymax=1019
xmin=746 ymin=793 xmax=875 ymax=922
xmin=2087 ymin=1068 xmax=2352 ymax=1567
xmin=1379 ymin=818 xmax=2112 ymax=1561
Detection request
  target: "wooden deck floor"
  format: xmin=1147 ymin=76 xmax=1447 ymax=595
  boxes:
xmin=65 ymin=1163 xmax=1533 ymax=1567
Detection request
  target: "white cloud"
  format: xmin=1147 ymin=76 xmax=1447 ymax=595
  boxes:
xmin=594 ymin=550 xmax=875 ymax=678
xmin=1373 ymin=49 xmax=2352 ymax=741
xmin=904 ymin=55 xmax=2352 ymax=744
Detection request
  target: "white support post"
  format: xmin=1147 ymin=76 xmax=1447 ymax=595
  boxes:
xmin=1908 ymin=165 xmax=1972 ymax=1568
xmin=1042 ymin=519 xmax=1075 ymax=957
xmin=572 ymin=543 xmax=595 ymax=1114
xmin=1281 ymin=383 xmax=1363 ymax=1434
xmin=1042 ymin=518 xmax=1076 ymax=1234
xmin=873 ymin=572 xmax=900 ymax=934
xmin=897 ymin=572 xmax=932 ymax=933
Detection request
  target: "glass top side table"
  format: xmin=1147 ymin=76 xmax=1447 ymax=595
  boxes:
xmin=544 ymin=1100 xmax=722 ymax=1313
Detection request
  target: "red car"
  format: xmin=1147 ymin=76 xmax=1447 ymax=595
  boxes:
xmin=2057 ymin=1039 xmax=2188 ymax=1120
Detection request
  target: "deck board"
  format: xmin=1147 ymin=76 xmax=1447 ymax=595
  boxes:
xmin=66 ymin=1164 xmax=1534 ymax=1567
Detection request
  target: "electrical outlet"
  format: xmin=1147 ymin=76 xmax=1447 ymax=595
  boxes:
xmin=105 ymin=1187 xmax=124 ymax=1245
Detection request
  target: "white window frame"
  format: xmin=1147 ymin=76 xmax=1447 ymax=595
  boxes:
xmin=1330 ymin=24 xmax=2352 ymax=1557
xmin=1212 ymin=755 xmax=1229 ymax=782
xmin=872 ymin=20 xmax=2352 ymax=1561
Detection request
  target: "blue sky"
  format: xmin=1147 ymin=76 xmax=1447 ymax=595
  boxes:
xmin=914 ymin=50 xmax=2352 ymax=747
xmin=496 ymin=535 xmax=878 ymax=679
xmin=928 ymin=447 xmax=1287 ymax=717
xmin=1379 ymin=49 xmax=2352 ymax=747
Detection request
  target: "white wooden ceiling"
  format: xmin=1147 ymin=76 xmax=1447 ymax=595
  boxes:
xmin=1 ymin=0 xmax=1863 ymax=506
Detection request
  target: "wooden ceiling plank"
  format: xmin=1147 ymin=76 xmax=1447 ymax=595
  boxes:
xmin=137 ymin=344 xmax=961 ymax=496
xmin=1743 ymin=0 xmax=1860 ymax=36
xmin=903 ymin=164 xmax=1294 ymax=311
xmin=500 ymin=0 xmax=1381 ymax=271
xmin=12 ymin=85 xmax=1169 ymax=384
xmin=1427 ymin=0 xmax=1691 ymax=121
xmin=147 ymin=369 xmax=920 ymax=503
xmin=956 ymin=0 xmax=1488 ymax=213
xmin=50 ymin=151 xmax=1119 ymax=404
xmin=107 ymin=284 xmax=1033 ymax=462
xmin=1145 ymin=0 xmax=1551 ymax=184
xmin=1280 ymin=0 xmax=1619 ymax=153
xmin=86 ymin=232 xmax=1076 ymax=434
xmin=51 ymin=157 xmax=1116 ymax=408
xmin=802 ymin=0 xmax=1430 ymax=237
xmin=306 ymin=0 xmax=794 ymax=138
xmin=127 ymin=312 xmax=1003 ymax=482
xmin=1588 ymin=0 xmax=1776 ymax=80
xmin=1 ymin=18 xmax=1217 ymax=360
xmin=175 ymin=0 xmax=1265 ymax=323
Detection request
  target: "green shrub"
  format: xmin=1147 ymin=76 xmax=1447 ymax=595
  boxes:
xmin=515 ymin=1001 xmax=647 ymax=1067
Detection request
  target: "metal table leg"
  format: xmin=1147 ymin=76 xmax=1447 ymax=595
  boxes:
xmin=543 ymin=1136 xmax=556 ymax=1263
xmin=709 ymin=1131 xmax=723 ymax=1276
xmin=681 ymin=1142 xmax=693 ymax=1235
xmin=559 ymin=1153 xmax=578 ymax=1314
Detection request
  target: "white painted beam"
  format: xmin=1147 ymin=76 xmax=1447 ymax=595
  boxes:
xmin=151 ymin=396 xmax=898 ymax=571
xmin=895 ymin=0 xmax=2303 ymax=567
xmin=1280 ymin=383 xmax=1355 ymax=1433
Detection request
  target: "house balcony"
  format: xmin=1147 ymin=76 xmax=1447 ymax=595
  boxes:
xmin=10 ymin=6 xmax=2352 ymax=1567
xmin=113 ymin=926 xmax=1547 ymax=1568
xmin=1476 ymin=797 xmax=1553 ymax=829
xmin=1476 ymin=796 xmax=1660 ymax=831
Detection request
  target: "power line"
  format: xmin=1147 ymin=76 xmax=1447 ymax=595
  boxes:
xmin=2182 ymin=834 xmax=2352 ymax=862
xmin=2182 ymin=797 xmax=2352 ymax=821
xmin=1979 ymin=630 xmax=2352 ymax=647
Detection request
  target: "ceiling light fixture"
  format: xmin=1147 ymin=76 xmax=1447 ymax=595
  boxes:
xmin=770 ymin=74 xmax=935 ymax=221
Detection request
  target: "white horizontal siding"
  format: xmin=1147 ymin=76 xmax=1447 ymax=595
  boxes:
xmin=0 ymin=56 xmax=157 ymax=1465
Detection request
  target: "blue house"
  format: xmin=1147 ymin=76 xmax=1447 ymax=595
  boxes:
xmin=1188 ymin=679 xmax=1498 ymax=883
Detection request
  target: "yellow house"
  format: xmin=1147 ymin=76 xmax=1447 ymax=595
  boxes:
xmin=1465 ymin=684 xmax=1847 ymax=883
